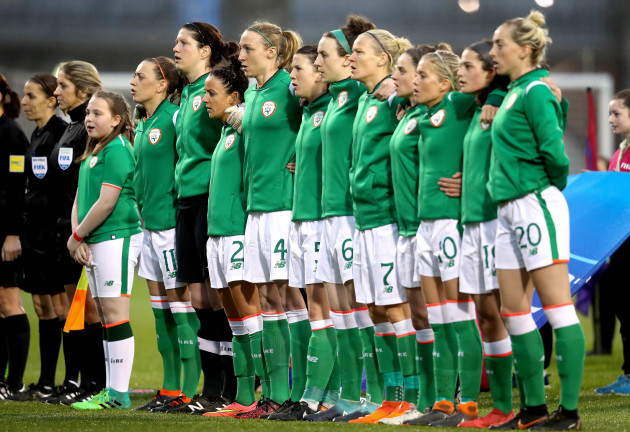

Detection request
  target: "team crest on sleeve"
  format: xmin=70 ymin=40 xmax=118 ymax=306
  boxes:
xmin=404 ymin=119 xmax=418 ymax=135
xmin=89 ymin=156 xmax=98 ymax=168
xmin=338 ymin=91 xmax=349 ymax=107
xmin=312 ymin=111 xmax=325 ymax=127
xmin=148 ymin=128 xmax=162 ymax=145
xmin=505 ymin=93 xmax=518 ymax=110
xmin=224 ymin=134 xmax=236 ymax=149
xmin=32 ymin=156 xmax=47 ymax=179
xmin=261 ymin=101 xmax=277 ymax=117
xmin=366 ymin=106 xmax=378 ymax=123
xmin=58 ymin=147 xmax=73 ymax=170
xmin=429 ymin=109 xmax=446 ymax=127
xmin=192 ymin=95 xmax=203 ymax=111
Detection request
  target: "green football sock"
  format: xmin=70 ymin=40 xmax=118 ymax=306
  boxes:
xmin=323 ymin=356 xmax=340 ymax=406
xmin=393 ymin=319 xmax=418 ymax=405
xmin=483 ymin=338 xmax=514 ymax=415
xmin=553 ymin=323 xmax=585 ymax=411
xmin=416 ymin=330 xmax=436 ymax=411
xmin=171 ymin=309 xmax=201 ymax=398
xmin=288 ymin=311 xmax=311 ymax=401
xmin=301 ymin=324 xmax=336 ymax=403
xmin=359 ymin=326 xmax=383 ymax=405
xmin=233 ymin=332 xmax=256 ymax=406
xmin=432 ymin=322 xmax=458 ymax=402
xmin=453 ymin=319 xmax=483 ymax=403
xmin=374 ymin=323 xmax=402 ymax=402
xmin=263 ymin=316 xmax=291 ymax=403
xmin=249 ymin=329 xmax=269 ymax=397
xmin=403 ymin=375 xmax=419 ymax=404
xmin=332 ymin=318 xmax=363 ymax=401
xmin=151 ymin=302 xmax=181 ymax=393
xmin=511 ymin=329 xmax=546 ymax=407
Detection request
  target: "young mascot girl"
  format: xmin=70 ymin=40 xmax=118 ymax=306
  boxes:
xmin=20 ymin=73 xmax=68 ymax=400
xmin=168 ymin=22 xmax=240 ymax=414
xmin=308 ymin=16 xmax=384 ymax=422
xmin=266 ymin=45 xmax=333 ymax=421
xmin=236 ymin=21 xmax=303 ymax=418
xmin=68 ymin=91 xmax=142 ymax=410
xmin=488 ymin=10 xmax=584 ymax=430
xmin=129 ymin=56 xmax=190 ymax=412
xmin=200 ymin=59 xmax=258 ymax=418
xmin=49 ymin=61 xmax=104 ymax=404
xmin=346 ymin=29 xmax=414 ymax=425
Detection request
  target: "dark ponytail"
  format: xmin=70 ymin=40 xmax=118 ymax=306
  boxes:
xmin=182 ymin=22 xmax=238 ymax=68
xmin=209 ymin=57 xmax=249 ymax=103
xmin=0 ymin=74 xmax=21 ymax=119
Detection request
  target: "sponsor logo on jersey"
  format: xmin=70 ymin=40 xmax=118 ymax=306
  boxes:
xmin=58 ymin=147 xmax=73 ymax=170
xmin=261 ymin=101 xmax=277 ymax=117
xmin=148 ymin=128 xmax=162 ymax=145
xmin=224 ymin=134 xmax=236 ymax=149
xmin=338 ymin=91 xmax=349 ymax=107
xmin=9 ymin=155 xmax=24 ymax=173
xmin=505 ymin=93 xmax=518 ymax=110
xmin=430 ymin=109 xmax=446 ymax=127
xmin=192 ymin=95 xmax=203 ymax=111
xmin=312 ymin=111 xmax=325 ymax=127
xmin=366 ymin=106 xmax=378 ymax=123
xmin=404 ymin=118 xmax=418 ymax=135
xmin=89 ymin=156 xmax=98 ymax=168
xmin=32 ymin=156 xmax=47 ymax=179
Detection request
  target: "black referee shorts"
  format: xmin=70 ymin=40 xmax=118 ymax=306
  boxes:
xmin=175 ymin=194 xmax=209 ymax=284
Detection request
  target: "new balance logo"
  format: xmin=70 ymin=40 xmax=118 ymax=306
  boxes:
xmin=188 ymin=402 xmax=206 ymax=413
xmin=104 ymin=280 xmax=114 ymax=286
xmin=530 ymin=247 xmax=538 ymax=256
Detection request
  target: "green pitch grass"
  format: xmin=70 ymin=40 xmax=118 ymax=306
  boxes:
xmin=2 ymin=276 xmax=628 ymax=431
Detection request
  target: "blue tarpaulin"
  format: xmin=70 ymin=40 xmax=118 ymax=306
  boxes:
xmin=532 ymin=172 xmax=630 ymax=326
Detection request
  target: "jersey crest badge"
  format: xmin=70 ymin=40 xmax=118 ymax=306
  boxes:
xmin=192 ymin=95 xmax=203 ymax=111
xmin=430 ymin=109 xmax=445 ymax=127
xmin=404 ymin=119 xmax=418 ymax=135
xmin=338 ymin=91 xmax=349 ymax=107
xmin=58 ymin=147 xmax=73 ymax=170
xmin=261 ymin=101 xmax=277 ymax=117
xmin=224 ymin=134 xmax=236 ymax=149
xmin=148 ymin=128 xmax=162 ymax=145
xmin=313 ymin=111 xmax=325 ymax=127
xmin=366 ymin=106 xmax=378 ymax=123
xmin=505 ymin=93 xmax=518 ymax=110
xmin=89 ymin=156 xmax=98 ymax=168
xmin=32 ymin=156 xmax=47 ymax=179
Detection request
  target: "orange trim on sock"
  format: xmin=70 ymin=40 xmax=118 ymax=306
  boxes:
xmin=121 ymin=293 xmax=131 ymax=297
xmin=161 ymin=388 xmax=181 ymax=397
xmin=104 ymin=319 xmax=130 ymax=328
xmin=417 ymin=339 xmax=435 ymax=344
xmin=485 ymin=351 xmax=513 ymax=358
xmin=542 ymin=302 xmax=574 ymax=310
xmin=500 ymin=310 xmax=531 ymax=317
xmin=396 ymin=331 xmax=416 ymax=338
xmin=375 ymin=332 xmax=396 ymax=337
xmin=446 ymin=299 xmax=474 ymax=303
xmin=352 ymin=307 xmax=369 ymax=312
xmin=329 ymin=308 xmax=354 ymax=314
xmin=552 ymin=259 xmax=569 ymax=264
xmin=426 ymin=302 xmax=447 ymax=307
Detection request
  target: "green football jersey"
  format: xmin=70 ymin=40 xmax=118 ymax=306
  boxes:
xmin=78 ymin=135 xmax=141 ymax=243
xmin=320 ymin=78 xmax=365 ymax=218
xmin=489 ymin=68 xmax=569 ymax=204
xmin=417 ymin=91 xmax=476 ymax=221
xmin=390 ymin=103 xmax=424 ymax=237
xmin=174 ymin=73 xmax=223 ymax=199
xmin=207 ymin=124 xmax=246 ymax=237
xmin=292 ymin=93 xmax=331 ymax=221
xmin=350 ymin=78 xmax=405 ymax=231
xmin=242 ymin=69 xmax=302 ymax=213
xmin=134 ymin=99 xmax=178 ymax=230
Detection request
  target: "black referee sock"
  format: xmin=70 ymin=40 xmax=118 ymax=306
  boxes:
xmin=195 ymin=307 xmax=222 ymax=398
xmin=5 ymin=314 xmax=30 ymax=389
xmin=84 ymin=322 xmax=106 ymax=388
xmin=216 ymin=309 xmax=236 ymax=401
xmin=0 ymin=317 xmax=8 ymax=381
xmin=38 ymin=318 xmax=61 ymax=388
xmin=61 ymin=325 xmax=83 ymax=387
